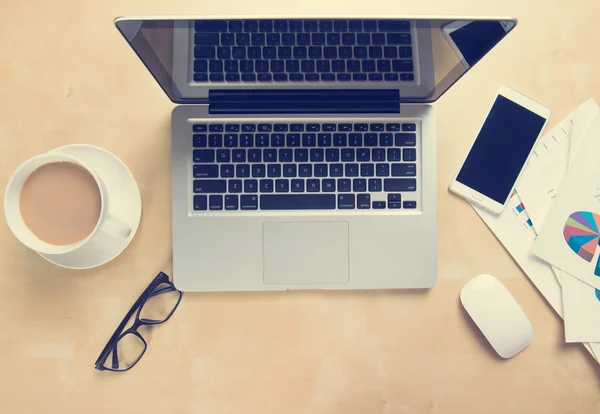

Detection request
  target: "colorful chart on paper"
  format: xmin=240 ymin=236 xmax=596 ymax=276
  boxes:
xmin=563 ymin=211 xmax=600 ymax=300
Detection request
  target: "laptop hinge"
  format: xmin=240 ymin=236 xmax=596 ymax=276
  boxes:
xmin=208 ymin=89 xmax=400 ymax=114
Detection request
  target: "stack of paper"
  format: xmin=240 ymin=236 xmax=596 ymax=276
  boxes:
xmin=471 ymin=98 xmax=600 ymax=362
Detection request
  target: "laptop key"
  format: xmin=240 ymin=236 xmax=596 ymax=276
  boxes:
xmin=345 ymin=163 xmax=359 ymax=177
xmin=333 ymin=133 xmax=347 ymax=146
xmin=399 ymin=47 xmax=412 ymax=58
xmin=372 ymin=149 xmax=385 ymax=161
xmin=338 ymin=194 xmax=355 ymax=209
xmin=261 ymin=194 xmax=336 ymax=210
xmin=318 ymin=133 xmax=332 ymax=146
xmin=330 ymin=164 xmax=343 ymax=177
xmin=314 ymin=163 xmax=328 ymax=177
xmin=402 ymin=123 xmax=417 ymax=131
xmin=224 ymin=134 xmax=238 ymax=147
xmin=241 ymin=195 xmax=259 ymax=210
xmin=193 ymin=165 xmax=218 ymax=178
xmin=192 ymin=124 xmax=208 ymax=133
xmin=251 ymin=33 xmax=265 ymax=45
xmin=193 ymin=179 xmax=226 ymax=194
xmin=195 ymin=20 xmax=228 ymax=32
xmin=299 ymin=164 xmax=312 ymax=177
xmin=258 ymin=73 xmax=272 ymax=82
xmin=271 ymin=134 xmax=285 ymax=147
xmin=259 ymin=20 xmax=273 ymax=32
xmin=264 ymin=148 xmax=277 ymax=162
xmin=368 ymin=178 xmax=382 ymax=192
xmin=342 ymin=33 xmax=355 ymax=45
xmin=326 ymin=148 xmax=340 ymax=162
xmin=388 ymin=148 xmax=401 ymax=161
xmin=357 ymin=148 xmax=370 ymax=161
xmin=384 ymin=74 xmax=399 ymax=82
xmin=338 ymin=179 xmax=352 ymax=192
xmin=373 ymin=201 xmax=386 ymax=209
xmin=283 ymin=164 xmax=297 ymax=177
xmin=349 ymin=134 xmax=363 ymax=146
xmin=304 ymin=20 xmax=318 ymax=32
xmin=225 ymin=195 xmax=239 ymax=210
xmin=302 ymin=133 xmax=316 ymax=146
xmin=310 ymin=149 xmax=324 ymax=162
xmin=279 ymin=149 xmax=293 ymax=162
xmin=312 ymin=33 xmax=326 ymax=45
xmin=256 ymin=134 xmax=269 ymax=147
xmin=193 ymin=149 xmax=215 ymax=163
xmin=306 ymin=74 xmax=319 ymax=81
xmin=392 ymin=60 xmax=413 ymax=72
xmin=384 ymin=46 xmax=398 ymax=59
xmin=349 ymin=20 xmax=363 ymax=32
xmin=232 ymin=149 xmax=246 ymax=163
xmin=376 ymin=163 xmax=390 ymax=176
xmin=357 ymin=194 xmax=370 ymax=209
xmin=401 ymin=73 xmax=415 ymax=81
xmin=245 ymin=21 xmax=259 ymax=33
xmin=296 ymin=33 xmax=310 ymax=46
xmin=267 ymin=164 xmax=281 ymax=177
xmin=322 ymin=179 xmax=336 ymax=192
xmin=291 ymin=179 xmax=305 ymax=192
xmin=275 ymin=179 xmax=289 ymax=192
xmin=403 ymin=201 xmax=417 ymax=209
xmin=290 ymin=124 xmax=304 ymax=132
xmin=194 ymin=195 xmax=208 ymax=211
xmin=260 ymin=179 xmax=274 ymax=193
xmin=388 ymin=33 xmax=412 ymax=45
xmin=252 ymin=164 xmax=266 ymax=178
xmin=294 ymin=149 xmax=308 ymax=162
xmin=384 ymin=178 xmax=417 ymax=192
xmin=236 ymin=164 xmax=250 ymax=178
xmin=306 ymin=179 xmax=320 ymax=193
xmin=360 ymin=163 xmax=374 ymax=177
xmin=388 ymin=194 xmax=401 ymax=202
xmin=287 ymin=134 xmax=300 ymax=147
xmin=245 ymin=180 xmax=258 ymax=193
xmin=338 ymin=124 xmax=352 ymax=132
xmin=395 ymin=133 xmax=416 ymax=146
xmin=353 ymin=179 xmax=367 ymax=192
xmin=221 ymin=164 xmax=234 ymax=178
xmin=209 ymin=195 xmax=223 ymax=210
xmin=379 ymin=20 xmax=410 ymax=31
xmin=229 ymin=180 xmax=242 ymax=193
xmin=274 ymin=20 xmax=288 ymax=32
xmin=369 ymin=74 xmax=383 ymax=81
xmin=364 ymin=133 xmax=378 ymax=146
xmin=341 ymin=148 xmax=354 ymax=162
xmin=403 ymin=148 xmax=417 ymax=161
xmin=193 ymin=134 xmax=207 ymax=147
xmin=321 ymin=74 xmax=335 ymax=81
xmin=352 ymin=74 xmax=367 ymax=81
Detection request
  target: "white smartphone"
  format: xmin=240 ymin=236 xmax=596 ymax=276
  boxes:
xmin=442 ymin=20 xmax=516 ymax=68
xmin=449 ymin=85 xmax=551 ymax=214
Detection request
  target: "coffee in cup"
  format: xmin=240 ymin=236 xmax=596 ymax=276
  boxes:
xmin=19 ymin=161 xmax=102 ymax=245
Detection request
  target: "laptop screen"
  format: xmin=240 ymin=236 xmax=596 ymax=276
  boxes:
xmin=115 ymin=18 xmax=516 ymax=104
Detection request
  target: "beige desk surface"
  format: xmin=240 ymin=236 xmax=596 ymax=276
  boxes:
xmin=1 ymin=0 xmax=599 ymax=413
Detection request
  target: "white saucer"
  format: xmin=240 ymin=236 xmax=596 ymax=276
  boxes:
xmin=39 ymin=145 xmax=142 ymax=269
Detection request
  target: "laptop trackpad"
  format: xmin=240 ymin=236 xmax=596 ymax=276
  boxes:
xmin=263 ymin=221 xmax=349 ymax=285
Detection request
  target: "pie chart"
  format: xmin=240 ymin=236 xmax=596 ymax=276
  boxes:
xmin=563 ymin=211 xmax=600 ymax=300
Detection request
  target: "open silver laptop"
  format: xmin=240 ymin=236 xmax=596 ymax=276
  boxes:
xmin=115 ymin=16 xmax=515 ymax=291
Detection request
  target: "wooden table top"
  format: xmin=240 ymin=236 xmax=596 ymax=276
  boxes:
xmin=0 ymin=0 xmax=599 ymax=413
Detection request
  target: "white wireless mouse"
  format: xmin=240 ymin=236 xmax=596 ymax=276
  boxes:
xmin=460 ymin=274 xmax=534 ymax=359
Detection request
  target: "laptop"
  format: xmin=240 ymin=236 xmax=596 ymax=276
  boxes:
xmin=115 ymin=16 xmax=515 ymax=291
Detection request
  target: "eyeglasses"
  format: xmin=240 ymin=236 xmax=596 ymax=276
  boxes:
xmin=95 ymin=272 xmax=183 ymax=372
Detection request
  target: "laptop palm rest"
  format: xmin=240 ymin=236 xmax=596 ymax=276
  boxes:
xmin=262 ymin=221 xmax=349 ymax=285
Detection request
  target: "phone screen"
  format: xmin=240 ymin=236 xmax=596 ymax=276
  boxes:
xmin=449 ymin=21 xmax=507 ymax=66
xmin=456 ymin=95 xmax=546 ymax=204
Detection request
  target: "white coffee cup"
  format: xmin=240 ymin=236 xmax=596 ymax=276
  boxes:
xmin=4 ymin=151 xmax=131 ymax=256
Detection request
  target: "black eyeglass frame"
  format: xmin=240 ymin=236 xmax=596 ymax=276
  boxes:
xmin=94 ymin=271 xmax=183 ymax=372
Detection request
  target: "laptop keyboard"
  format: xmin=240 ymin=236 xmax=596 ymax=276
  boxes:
xmin=192 ymin=19 xmax=415 ymax=83
xmin=191 ymin=121 xmax=419 ymax=211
